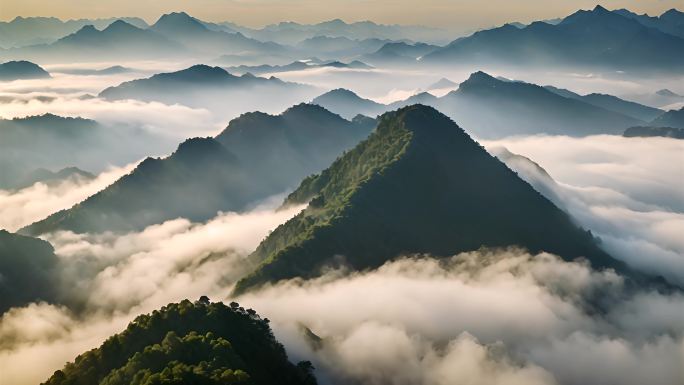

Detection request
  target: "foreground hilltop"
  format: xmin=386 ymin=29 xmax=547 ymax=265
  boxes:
xmin=235 ymin=105 xmax=626 ymax=293
xmin=43 ymin=300 xmax=317 ymax=385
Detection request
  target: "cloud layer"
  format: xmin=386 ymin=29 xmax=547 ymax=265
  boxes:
xmin=484 ymin=135 xmax=684 ymax=286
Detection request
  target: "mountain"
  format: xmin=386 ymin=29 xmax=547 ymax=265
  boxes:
xmin=295 ymin=36 xmax=394 ymax=58
xmin=149 ymin=12 xmax=283 ymax=55
xmin=423 ymin=5 xmax=684 ymax=71
xmin=362 ymin=42 xmax=439 ymax=64
xmin=0 ymin=60 xmax=50 ymax=80
xmin=42 ymin=299 xmax=317 ymax=385
xmin=14 ymin=167 xmax=94 ymax=190
xmin=0 ymin=230 xmax=59 ymax=313
xmin=99 ymin=65 xmax=317 ymax=115
xmin=55 ymin=65 xmax=133 ymax=75
xmin=614 ymin=8 xmax=684 ymax=38
xmin=215 ymin=103 xmax=374 ymax=193
xmin=650 ymin=107 xmax=684 ymax=128
xmin=20 ymin=137 xmax=250 ymax=235
xmin=387 ymin=92 xmax=439 ymax=110
xmin=311 ymin=89 xmax=386 ymax=119
xmin=0 ymin=16 xmax=148 ymax=48
xmin=543 ymin=86 xmax=664 ymax=121
xmin=3 ymin=20 xmax=183 ymax=62
xmin=623 ymin=126 xmax=684 ymax=139
xmin=226 ymin=60 xmax=372 ymax=76
xmin=225 ymin=18 xmax=447 ymax=45
xmin=426 ymin=77 xmax=458 ymax=90
xmin=308 ymin=72 xmax=642 ymax=138
xmin=434 ymin=72 xmax=642 ymax=137
xmin=23 ymin=105 xmax=374 ymax=235
xmin=234 ymin=105 xmax=625 ymax=294
xmin=0 ymin=113 xmax=166 ymax=190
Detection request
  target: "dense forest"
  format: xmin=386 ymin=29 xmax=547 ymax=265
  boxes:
xmin=43 ymin=299 xmax=317 ymax=385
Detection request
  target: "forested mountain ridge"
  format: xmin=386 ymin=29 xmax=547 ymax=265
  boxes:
xmin=234 ymin=105 xmax=625 ymax=294
xmin=42 ymin=299 xmax=317 ymax=385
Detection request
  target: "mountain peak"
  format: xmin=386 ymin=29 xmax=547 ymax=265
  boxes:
xmin=103 ymin=19 xmax=140 ymax=33
xmin=152 ymin=11 xmax=208 ymax=32
xmin=234 ymin=103 xmax=624 ymax=293
xmin=592 ymin=4 xmax=609 ymax=13
xmin=656 ymin=89 xmax=681 ymax=97
xmin=171 ymin=137 xmax=235 ymax=163
xmin=459 ymin=71 xmax=498 ymax=88
xmin=661 ymin=8 xmax=683 ymax=18
xmin=167 ymin=64 xmax=232 ymax=81
xmin=75 ymin=24 xmax=98 ymax=34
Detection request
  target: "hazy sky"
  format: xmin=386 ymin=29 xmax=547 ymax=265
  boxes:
xmin=0 ymin=0 xmax=681 ymax=32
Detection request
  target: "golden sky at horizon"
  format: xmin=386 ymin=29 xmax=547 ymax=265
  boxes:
xmin=0 ymin=0 xmax=681 ymax=32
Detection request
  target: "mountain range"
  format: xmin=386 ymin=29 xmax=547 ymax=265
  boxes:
xmin=614 ymin=8 xmax=684 ymax=38
xmin=4 ymin=20 xmax=184 ymax=62
xmin=0 ymin=60 xmax=50 ymax=80
xmin=0 ymin=16 xmax=148 ymax=48
xmin=22 ymin=104 xmax=374 ymax=235
xmin=312 ymin=71 xmax=647 ymax=137
xmin=0 ymin=113 xmax=164 ymax=190
xmin=422 ymin=6 xmax=684 ymax=72
xmin=623 ymin=126 xmax=684 ymax=139
xmin=234 ymin=105 xmax=627 ymax=293
xmin=99 ymin=64 xmax=318 ymax=116
xmin=224 ymin=18 xmax=448 ymax=45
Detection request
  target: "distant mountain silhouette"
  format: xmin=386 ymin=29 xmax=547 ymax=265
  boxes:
xmin=225 ymin=18 xmax=446 ymax=45
xmin=0 ymin=60 xmax=50 ymax=80
xmin=614 ymin=8 xmax=684 ymax=38
xmin=312 ymin=88 xmax=386 ymax=119
xmin=295 ymin=36 xmax=395 ymax=58
xmin=432 ymin=71 xmax=644 ymax=137
xmin=23 ymin=105 xmax=374 ymax=235
xmin=650 ymin=107 xmax=684 ymax=128
xmin=623 ymin=126 xmax=684 ymax=139
xmin=0 ymin=113 xmax=165 ymax=189
xmin=423 ymin=6 xmax=684 ymax=71
xmin=362 ymin=42 xmax=439 ymax=64
xmin=99 ymin=64 xmax=317 ymax=114
xmin=150 ymin=12 xmax=283 ymax=55
xmin=0 ymin=16 xmax=148 ymax=48
xmin=234 ymin=105 xmax=626 ymax=293
xmin=226 ymin=60 xmax=372 ymax=76
xmin=310 ymin=72 xmax=644 ymax=138
xmin=0 ymin=230 xmax=59 ymax=313
xmin=4 ymin=20 xmax=183 ymax=62
xmin=544 ymin=86 xmax=664 ymax=121
xmin=14 ymin=167 xmax=94 ymax=190
xmin=426 ymin=77 xmax=458 ymax=90
xmin=55 ymin=65 xmax=132 ymax=75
